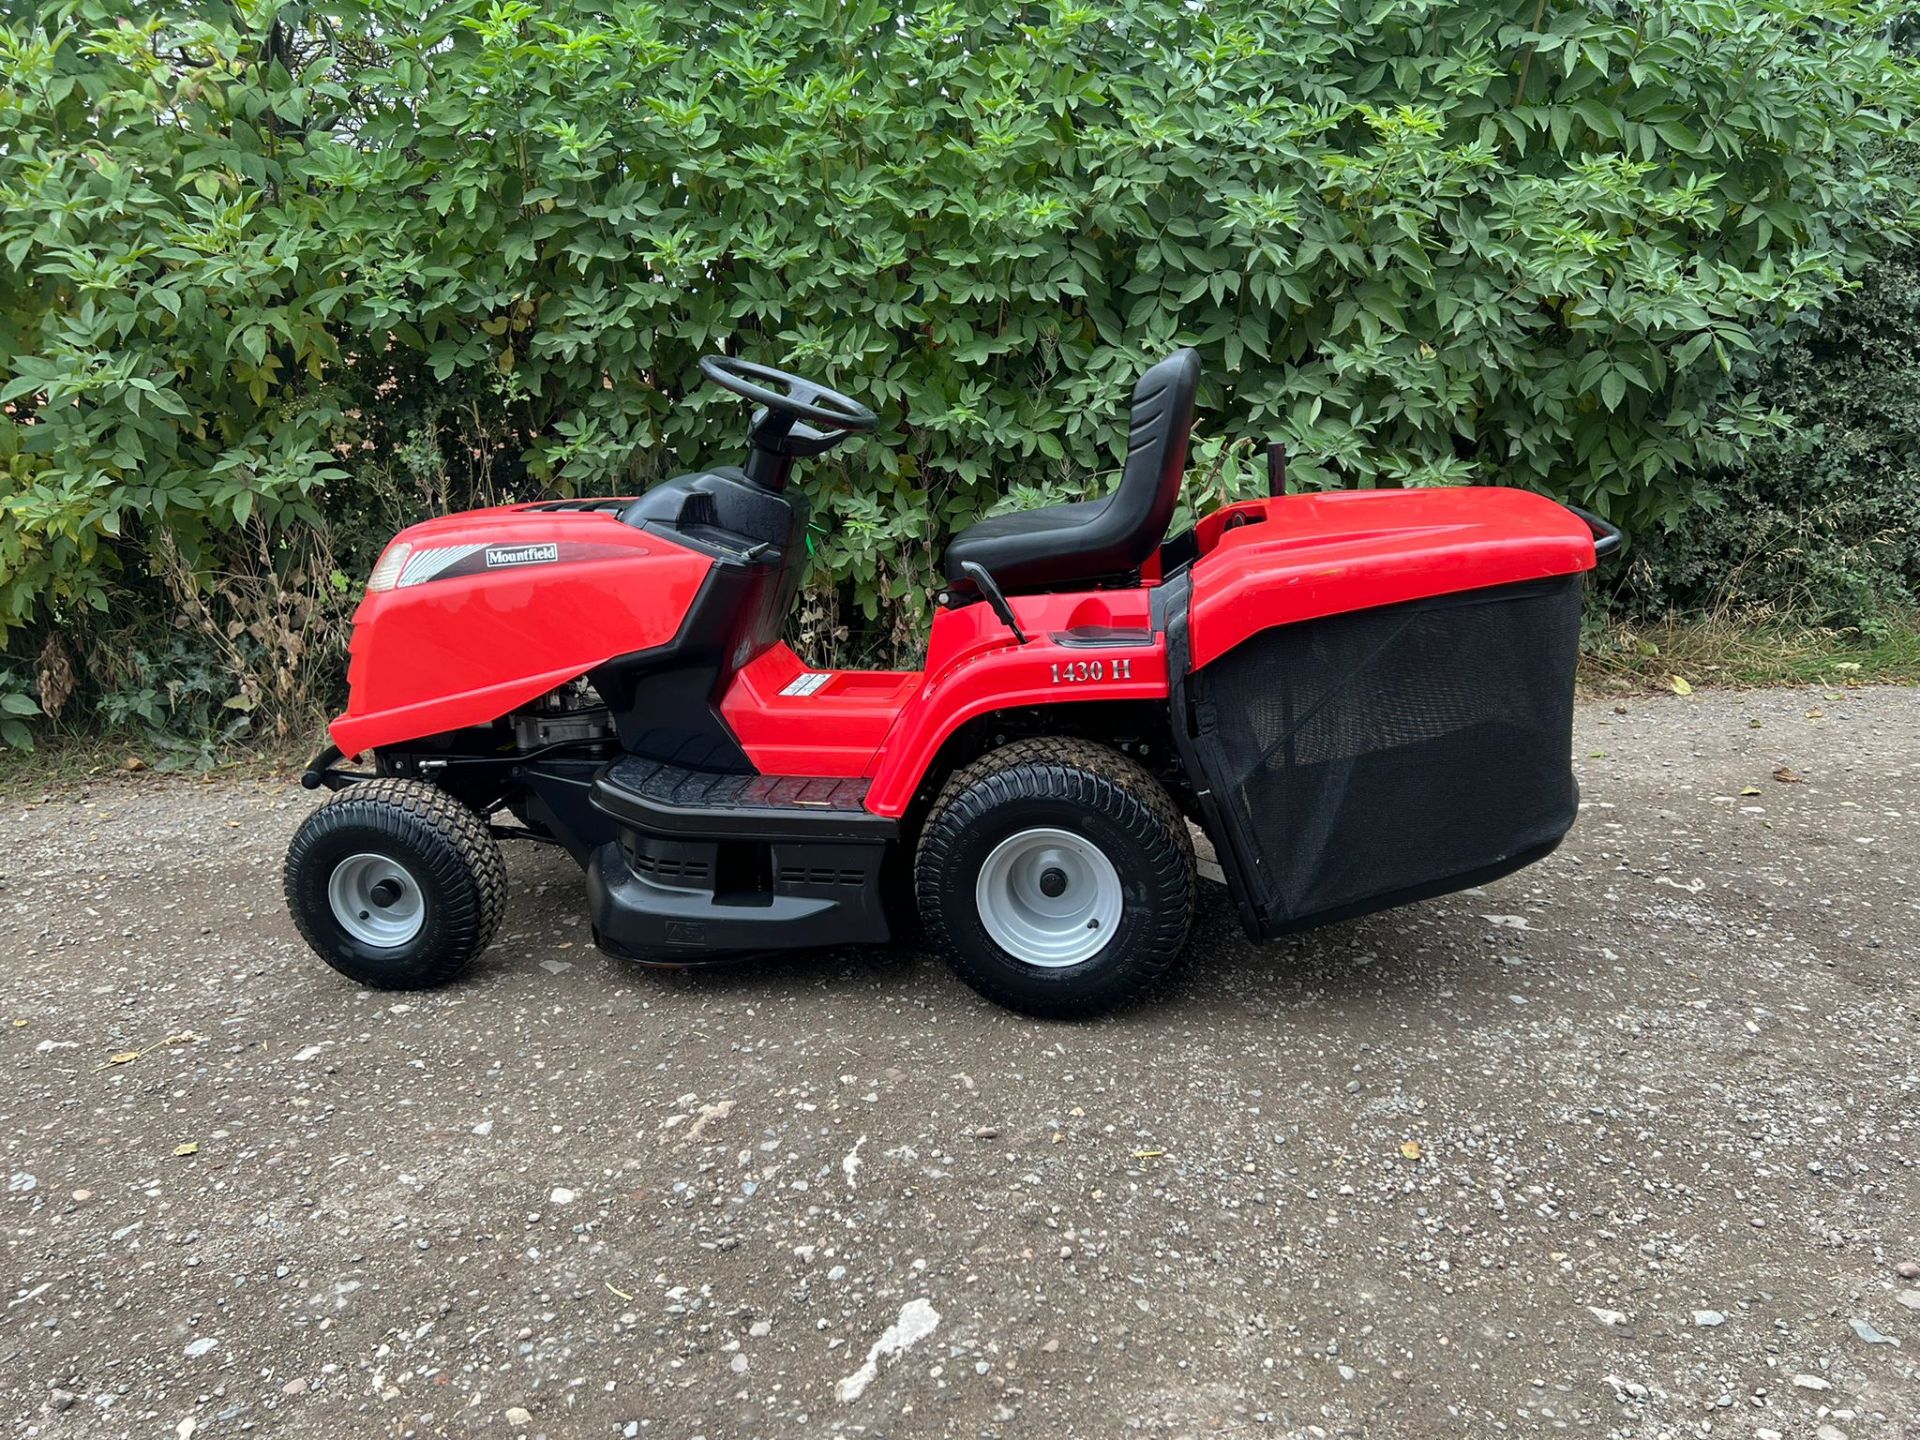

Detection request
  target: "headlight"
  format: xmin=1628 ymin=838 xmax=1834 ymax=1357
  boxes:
xmin=367 ymin=542 xmax=488 ymax=592
xmin=366 ymin=542 xmax=412 ymax=592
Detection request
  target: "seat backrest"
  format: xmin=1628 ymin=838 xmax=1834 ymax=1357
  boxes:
xmin=1105 ymin=348 xmax=1201 ymax=568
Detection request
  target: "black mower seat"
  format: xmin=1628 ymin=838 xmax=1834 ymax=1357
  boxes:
xmin=942 ymin=348 xmax=1200 ymax=593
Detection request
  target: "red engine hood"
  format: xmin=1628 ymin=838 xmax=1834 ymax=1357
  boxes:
xmin=330 ymin=504 xmax=713 ymax=757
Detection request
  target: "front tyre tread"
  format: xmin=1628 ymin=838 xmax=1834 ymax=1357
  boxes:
xmin=285 ymin=777 xmax=509 ymax=989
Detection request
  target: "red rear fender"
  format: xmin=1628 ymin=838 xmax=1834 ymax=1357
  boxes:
xmin=862 ymin=590 xmax=1168 ymax=817
xmin=1186 ymin=488 xmax=1597 ymax=668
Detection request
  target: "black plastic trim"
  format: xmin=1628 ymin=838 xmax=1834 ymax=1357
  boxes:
xmin=1156 ymin=526 xmax=1198 ymax=577
xmin=1564 ymin=503 xmax=1624 ymax=559
xmin=587 ymin=563 xmax=760 ymax=771
xmin=592 ymin=756 xmax=898 ymax=843
xmin=590 ymin=470 xmax=811 ymax=769
xmin=1147 ymin=565 xmax=1191 ymax=634
xmin=1160 ymin=571 xmax=1268 ymax=941
xmin=524 ymin=497 xmax=631 ymax=513
xmin=586 ymin=836 xmax=892 ymax=965
xmin=1051 ymin=626 xmax=1153 ymax=648
xmin=301 ymin=743 xmax=376 ymax=791
xmin=515 ymin=758 xmax=616 ymax=863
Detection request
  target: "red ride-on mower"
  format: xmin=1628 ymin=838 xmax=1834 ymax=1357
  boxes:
xmin=286 ymin=350 xmax=1619 ymax=1017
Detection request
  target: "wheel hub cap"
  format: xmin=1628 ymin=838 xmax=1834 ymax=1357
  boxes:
xmin=975 ymin=827 xmax=1122 ymax=968
xmin=327 ymin=853 xmax=425 ymax=948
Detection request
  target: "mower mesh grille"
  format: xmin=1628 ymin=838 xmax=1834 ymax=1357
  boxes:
xmin=1190 ymin=576 xmax=1583 ymax=929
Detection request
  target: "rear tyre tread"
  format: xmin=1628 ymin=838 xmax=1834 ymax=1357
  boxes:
xmin=285 ymin=777 xmax=509 ymax=989
xmin=916 ymin=737 xmax=1195 ymax=1018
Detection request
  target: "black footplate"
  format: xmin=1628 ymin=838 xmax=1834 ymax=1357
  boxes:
xmin=591 ymin=756 xmax=897 ymax=842
xmin=586 ymin=756 xmax=896 ymax=963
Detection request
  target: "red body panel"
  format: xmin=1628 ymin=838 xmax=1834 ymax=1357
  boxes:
xmin=717 ymin=592 xmax=1168 ymax=810
xmin=330 ymin=506 xmax=711 ymax=758
xmin=720 ymin=644 xmax=922 ymax=778
xmin=1186 ymin=488 xmax=1595 ymax=668
xmin=861 ymin=590 xmax=1167 ymax=816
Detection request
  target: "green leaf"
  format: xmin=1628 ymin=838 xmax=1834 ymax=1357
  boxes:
xmin=1600 ymin=368 xmax=1627 ymax=413
xmin=1673 ymin=333 xmax=1714 ymax=369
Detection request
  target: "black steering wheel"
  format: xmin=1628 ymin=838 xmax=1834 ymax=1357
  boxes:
xmin=698 ymin=356 xmax=878 ymax=460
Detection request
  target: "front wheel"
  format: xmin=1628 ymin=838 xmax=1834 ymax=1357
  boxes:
xmin=915 ymin=738 xmax=1195 ymax=1018
xmin=285 ymin=778 xmax=509 ymax=989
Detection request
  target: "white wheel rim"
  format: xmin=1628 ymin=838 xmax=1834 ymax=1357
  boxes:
xmin=975 ymin=827 xmax=1123 ymax=968
xmin=327 ymin=852 xmax=425 ymax=948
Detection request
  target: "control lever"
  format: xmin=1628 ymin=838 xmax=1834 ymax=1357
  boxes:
xmin=957 ymin=561 xmax=1028 ymax=645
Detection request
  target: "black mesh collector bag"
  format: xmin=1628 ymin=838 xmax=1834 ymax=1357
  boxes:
xmin=1183 ymin=575 xmax=1583 ymax=935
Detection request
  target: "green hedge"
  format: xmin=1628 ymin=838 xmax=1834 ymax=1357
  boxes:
xmin=2 ymin=1 xmax=1917 ymax=742
xmin=1624 ymin=240 xmax=1920 ymax=633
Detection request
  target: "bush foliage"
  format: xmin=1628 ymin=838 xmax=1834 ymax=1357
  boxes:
xmin=1624 ymin=242 xmax=1920 ymax=632
xmin=2 ymin=0 xmax=1917 ymax=741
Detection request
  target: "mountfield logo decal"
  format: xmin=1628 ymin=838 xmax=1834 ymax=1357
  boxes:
xmin=485 ymin=543 xmax=559 ymax=569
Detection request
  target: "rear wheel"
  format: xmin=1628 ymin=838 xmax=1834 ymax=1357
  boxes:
xmin=285 ymin=778 xmax=508 ymax=989
xmin=915 ymin=738 xmax=1195 ymax=1018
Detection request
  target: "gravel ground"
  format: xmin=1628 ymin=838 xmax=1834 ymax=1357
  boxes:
xmin=2 ymin=687 xmax=1917 ymax=1440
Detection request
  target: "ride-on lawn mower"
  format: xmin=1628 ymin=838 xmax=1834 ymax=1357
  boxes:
xmin=285 ymin=350 xmax=1619 ymax=1017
